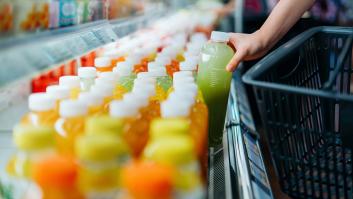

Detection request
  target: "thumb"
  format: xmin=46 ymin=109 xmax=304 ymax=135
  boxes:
xmin=226 ymin=49 xmax=246 ymax=72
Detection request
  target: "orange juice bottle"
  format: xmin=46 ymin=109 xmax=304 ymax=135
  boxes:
xmin=121 ymin=161 xmax=175 ymax=199
xmin=95 ymin=57 xmax=114 ymax=73
xmin=59 ymin=76 xmax=81 ymax=99
xmin=46 ymin=85 xmax=70 ymax=112
xmin=7 ymin=124 xmax=56 ymax=178
xmin=77 ymin=67 xmax=97 ymax=92
xmin=110 ymin=100 xmax=149 ymax=158
xmin=21 ymin=93 xmax=58 ymax=126
xmin=55 ymin=99 xmax=87 ymax=156
xmin=78 ymin=92 xmax=104 ymax=116
xmin=32 ymin=155 xmax=84 ymax=199
xmin=76 ymin=134 xmax=129 ymax=196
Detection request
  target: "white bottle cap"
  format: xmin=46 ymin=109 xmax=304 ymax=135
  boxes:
xmin=78 ymin=92 xmax=103 ymax=107
xmin=113 ymin=66 xmax=132 ymax=77
xmin=179 ymin=61 xmax=197 ymax=71
xmin=134 ymin=76 xmax=156 ymax=85
xmin=28 ymin=93 xmax=55 ymax=112
xmin=90 ymin=83 xmax=114 ymax=98
xmin=46 ymin=85 xmax=70 ymax=100
xmin=173 ymin=71 xmax=193 ymax=79
xmin=149 ymin=67 xmax=167 ymax=77
xmin=104 ymin=49 xmax=124 ymax=59
xmin=173 ymin=77 xmax=194 ymax=88
xmin=160 ymin=100 xmax=190 ymax=118
xmin=123 ymin=93 xmax=149 ymax=108
xmin=95 ymin=74 xmax=117 ymax=86
xmin=155 ymin=56 xmax=171 ymax=65
xmin=184 ymin=55 xmax=199 ymax=63
xmin=95 ymin=57 xmax=112 ymax=68
xmin=59 ymin=76 xmax=80 ymax=88
xmin=132 ymin=84 xmax=156 ymax=98
xmin=78 ymin=67 xmax=97 ymax=78
xmin=99 ymin=72 xmax=118 ymax=81
xmin=148 ymin=62 xmax=163 ymax=72
xmin=59 ymin=100 xmax=87 ymax=117
xmin=125 ymin=54 xmax=142 ymax=64
xmin=174 ymin=82 xmax=198 ymax=93
xmin=168 ymin=91 xmax=196 ymax=106
xmin=109 ymin=100 xmax=139 ymax=118
xmin=116 ymin=61 xmax=133 ymax=70
xmin=137 ymin=72 xmax=154 ymax=79
xmin=210 ymin=31 xmax=230 ymax=42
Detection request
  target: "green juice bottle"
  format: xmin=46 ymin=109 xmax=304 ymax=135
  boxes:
xmin=197 ymin=31 xmax=234 ymax=147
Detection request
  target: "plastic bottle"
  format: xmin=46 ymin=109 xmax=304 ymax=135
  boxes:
xmin=197 ymin=31 xmax=234 ymax=146
xmin=55 ymin=99 xmax=87 ymax=155
xmin=77 ymin=67 xmax=97 ymax=92
xmin=59 ymin=76 xmax=81 ymax=99
xmin=90 ymin=80 xmax=115 ymax=113
xmin=95 ymin=57 xmax=114 ymax=73
xmin=46 ymin=85 xmax=70 ymax=112
xmin=76 ymin=134 xmax=129 ymax=195
xmin=132 ymin=84 xmax=160 ymax=120
xmin=143 ymin=135 xmax=204 ymax=199
xmin=110 ymin=100 xmax=149 ymax=158
xmin=137 ymin=72 xmax=166 ymax=100
xmin=148 ymin=67 xmax=172 ymax=93
xmin=32 ymin=155 xmax=84 ymax=199
xmin=78 ymin=92 xmax=104 ymax=116
xmin=104 ymin=49 xmax=126 ymax=66
xmin=179 ymin=57 xmax=199 ymax=78
xmin=21 ymin=93 xmax=58 ymax=126
xmin=113 ymin=61 xmax=136 ymax=93
xmin=85 ymin=115 xmax=124 ymax=137
xmin=121 ymin=161 xmax=175 ymax=199
xmin=7 ymin=125 xmax=56 ymax=178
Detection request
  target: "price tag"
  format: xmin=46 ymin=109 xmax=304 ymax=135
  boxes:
xmin=63 ymin=36 xmax=89 ymax=55
xmin=92 ymin=26 xmax=117 ymax=44
xmin=42 ymin=41 xmax=72 ymax=63
xmin=80 ymin=32 xmax=101 ymax=49
xmin=21 ymin=46 xmax=53 ymax=70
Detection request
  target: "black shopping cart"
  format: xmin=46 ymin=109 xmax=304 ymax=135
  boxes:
xmin=243 ymin=27 xmax=353 ymax=199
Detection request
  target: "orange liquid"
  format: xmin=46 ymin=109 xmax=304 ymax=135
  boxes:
xmin=113 ymin=85 xmax=128 ymax=100
xmin=112 ymin=56 xmax=125 ymax=66
xmin=41 ymin=187 xmax=84 ymax=199
xmin=101 ymin=96 xmax=115 ymax=114
xmin=88 ymin=105 xmax=104 ymax=116
xmin=166 ymin=60 xmax=180 ymax=77
xmin=96 ymin=65 xmax=114 ymax=73
xmin=55 ymin=116 xmax=86 ymax=156
xmin=21 ymin=110 xmax=58 ymax=126
xmin=190 ymin=101 xmax=208 ymax=181
xmin=122 ymin=115 xmax=150 ymax=158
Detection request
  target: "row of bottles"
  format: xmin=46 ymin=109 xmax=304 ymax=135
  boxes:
xmin=7 ymin=31 xmax=214 ymax=199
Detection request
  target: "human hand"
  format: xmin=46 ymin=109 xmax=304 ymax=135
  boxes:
xmin=226 ymin=31 xmax=270 ymax=72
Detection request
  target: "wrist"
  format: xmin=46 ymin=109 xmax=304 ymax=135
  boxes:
xmin=253 ymin=29 xmax=271 ymax=52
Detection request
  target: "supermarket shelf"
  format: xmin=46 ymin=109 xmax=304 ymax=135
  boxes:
xmin=0 ymin=8 xmax=168 ymax=88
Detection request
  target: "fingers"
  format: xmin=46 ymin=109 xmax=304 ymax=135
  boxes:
xmin=226 ymin=49 xmax=246 ymax=72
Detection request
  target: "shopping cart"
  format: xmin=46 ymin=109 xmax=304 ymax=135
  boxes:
xmin=243 ymin=27 xmax=353 ymax=199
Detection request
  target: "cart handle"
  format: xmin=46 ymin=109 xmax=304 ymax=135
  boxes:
xmin=323 ymin=34 xmax=353 ymax=91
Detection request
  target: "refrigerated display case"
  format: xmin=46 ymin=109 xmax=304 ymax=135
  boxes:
xmin=0 ymin=1 xmax=281 ymax=199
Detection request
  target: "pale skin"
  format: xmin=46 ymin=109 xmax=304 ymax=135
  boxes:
xmin=225 ymin=0 xmax=316 ymax=72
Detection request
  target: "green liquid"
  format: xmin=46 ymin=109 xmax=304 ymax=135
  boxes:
xmin=197 ymin=42 xmax=234 ymax=147
xmin=117 ymin=75 xmax=137 ymax=91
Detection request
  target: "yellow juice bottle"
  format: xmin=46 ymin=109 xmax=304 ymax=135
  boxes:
xmin=112 ymin=61 xmax=136 ymax=95
xmin=7 ymin=124 xmax=56 ymax=178
xmin=90 ymin=78 xmax=115 ymax=113
xmin=76 ymin=134 xmax=129 ymax=196
xmin=137 ymin=72 xmax=166 ymax=100
xmin=110 ymin=100 xmax=149 ymax=158
xmin=55 ymin=100 xmax=87 ymax=156
xmin=143 ymin=135 xmax=204 ymax=198
xmin=59 ymin=76 xmax=81 ymax=99
xmin=21 ymin=93 xmax=58 ymax=126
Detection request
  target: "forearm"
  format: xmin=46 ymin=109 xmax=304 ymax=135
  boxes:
xmin=258 ymin=0 xmax=315 ymax=50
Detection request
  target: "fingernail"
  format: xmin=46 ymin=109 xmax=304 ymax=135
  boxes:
xmin=226 ymin=65 xmax=232 ymax=72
